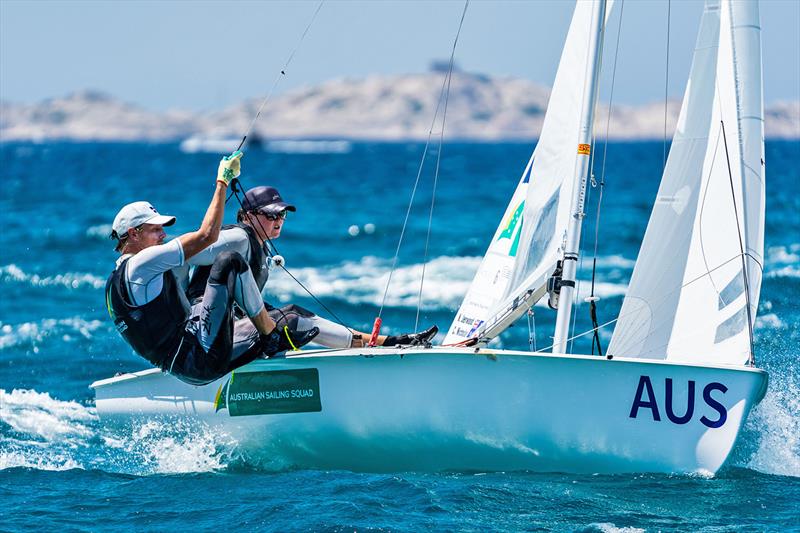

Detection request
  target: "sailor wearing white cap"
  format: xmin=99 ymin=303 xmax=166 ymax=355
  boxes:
xmin=104 ymin=151 xmax=318 ymax=385
xmin=110 ymin=201 xmax=176 ymax=252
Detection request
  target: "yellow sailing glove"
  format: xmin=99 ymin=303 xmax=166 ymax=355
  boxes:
xmin=216 ymin=150 xmax=243 ymax=186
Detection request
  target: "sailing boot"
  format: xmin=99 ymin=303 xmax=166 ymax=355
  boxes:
xmin=383 ymin=325 xmax=438 ymax=347
xmin=260 ymin=326 xmax=320 ymax=358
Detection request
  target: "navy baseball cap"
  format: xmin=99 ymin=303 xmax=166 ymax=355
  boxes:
xmin=242 ymin=186 xmax=296 ymax=215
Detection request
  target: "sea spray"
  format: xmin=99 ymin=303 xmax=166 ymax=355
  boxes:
xmin=0 ymin=389 xmax=241 ymax=476
xmin=742 ymin=355 xmax=800 ymax=477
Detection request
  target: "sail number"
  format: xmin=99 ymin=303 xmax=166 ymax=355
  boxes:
xmin=629 ymin=375 xmax=727 ymax=428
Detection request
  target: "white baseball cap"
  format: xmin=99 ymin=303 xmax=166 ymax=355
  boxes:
xmin=111 ymin=201 xmax=176 ymax=238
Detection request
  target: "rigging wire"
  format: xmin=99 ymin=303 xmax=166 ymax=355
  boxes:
xmin=689 ymin=121 xmax=757 ymax=367
xmin=414 ymin=1 xmax=469 ymax=331
xmin=527 ymin=308 xmax=537 ymax=352
xmin=542 ymin=252 xmax=757 ymax=356
xmin=586 ymin=0 xmax=626 ymax=356
xmin=228 ymin=183 xmax=354 ymax=333
xmin=566 ymin=2 xmax=599 ymax=355
xmin=719 ymin=120 xmax=757 ymax=366
xmin=568 ymin=0 xmax=610 ymax=354
xmin=376 ymin=0 xmax=470 ymax=325
xmin=235 ymin=1 xmax=325 ymax=152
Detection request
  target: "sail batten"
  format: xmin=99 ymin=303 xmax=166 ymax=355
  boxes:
xmin=609 ymin=0 xmax=765 ymax=366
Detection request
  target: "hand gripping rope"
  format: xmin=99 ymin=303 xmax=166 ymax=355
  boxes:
xmin=218 ymin=1 xmax=354 ymax=335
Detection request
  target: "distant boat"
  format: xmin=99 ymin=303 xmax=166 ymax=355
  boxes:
xmin=179 ymin=132 xmax=265 ymax=154
xmin=179 ymin=133 xmax=351 ymax=155
xmin=94 ymin=0 xmax=769 ymax=474
xmin=263 ymin=139 xmax=352 ymax=154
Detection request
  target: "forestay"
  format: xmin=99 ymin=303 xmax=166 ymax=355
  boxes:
xmin=445 ymin=1 xmax=614 ymax=344
xmin=609 ymin=0 xmax=765 ymax=365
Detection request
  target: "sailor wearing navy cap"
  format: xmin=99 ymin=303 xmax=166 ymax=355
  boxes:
xmin=104 ymin=152 xmax=318 ymax=385
xmin=186 ymin=185 xmax=438 ymax=349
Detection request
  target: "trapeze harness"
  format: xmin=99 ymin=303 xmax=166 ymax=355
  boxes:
xmin=105 ymin=257 xmax=190 ymax=370
xmin=187 ymin=223 xmax=269 ymax=303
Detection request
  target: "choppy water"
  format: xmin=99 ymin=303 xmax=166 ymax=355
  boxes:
xmin=1 ymin=141 xmax=798 ymax=531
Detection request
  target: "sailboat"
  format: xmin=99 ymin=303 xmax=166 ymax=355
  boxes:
xmin=92 ymin=0 xmax=768 ymax=474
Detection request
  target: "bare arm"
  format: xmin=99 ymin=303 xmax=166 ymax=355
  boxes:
xmin=178 ymin=182 xmax=228 ymax=260
xmin=178 ymin=150 xmax=242 ymax=260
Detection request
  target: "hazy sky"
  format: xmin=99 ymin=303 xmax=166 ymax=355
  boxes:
xmin=1 ymin=0 xmax=798 ymax=111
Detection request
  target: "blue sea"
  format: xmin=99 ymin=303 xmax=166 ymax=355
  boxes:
xmin=1 ymin=140 xmax=798 ymax=531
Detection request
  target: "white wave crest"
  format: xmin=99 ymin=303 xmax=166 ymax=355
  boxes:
xmin=0 ymin=264 xmax=105 ymax=290
xmin=0 ymin=389 xmax=95 ymax=471
xmin=0 ymin=317 xmax=105 ymax=350
xmin=268 ymin=255 xmax=480 ymax=310
xmin=766 ymin=264 xmax=800 ymax=279
xmin=584 ymin=524 xmax=645 ymax=533
xmin=267 ymin=255 xmax=629 ymax=311
xmin=0 ymin=389 xmax=95 ymax=442
xmin=86 ymin=224 xmax=112 ymax=239
xmin=767 ymin=244 xmax=800 ymax=265
xmin=590 ymin=254 xmax=635 ymax=269
xmin=568 ymin=279 xmax=627 ymax=302
xmin=0 ymin=450 xmax=83 ymax=471
xmin=0 ymin=388 xmax=239 ymax=475
xmin=764 ymin=244 xmax=800 ymax=279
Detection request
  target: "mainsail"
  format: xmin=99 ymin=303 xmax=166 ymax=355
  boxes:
xmin=445 ymin=1 xmax=613 ymax=344
xmin=608 ymin=0 xmax=765 ymax=365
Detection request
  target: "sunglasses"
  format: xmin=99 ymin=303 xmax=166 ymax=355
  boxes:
xmin=256 ymin=210 xmax=288 ymax=220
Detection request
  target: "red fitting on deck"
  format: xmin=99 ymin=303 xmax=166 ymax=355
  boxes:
xmin=367 ymin=317 xmax=382 ymax=347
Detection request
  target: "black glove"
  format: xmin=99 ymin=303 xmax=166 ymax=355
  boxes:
xmin=260 ymin=326 xmax=320 ymax=357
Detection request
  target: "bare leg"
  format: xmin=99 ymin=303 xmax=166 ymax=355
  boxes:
xmin=251 ymin=307 xmax=276 ymax=335
xmin=349 ymin=330 xmax=386 ymax=347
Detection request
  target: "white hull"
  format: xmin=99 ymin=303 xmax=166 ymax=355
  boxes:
xmin=91 ymin=347 xmax=767 ymax=474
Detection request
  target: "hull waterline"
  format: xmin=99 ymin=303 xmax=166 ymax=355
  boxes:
xmin=91 ymin=347 xmax=767 ymax=474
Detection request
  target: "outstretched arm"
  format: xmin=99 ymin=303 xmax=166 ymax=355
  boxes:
xmin=179 ymin=151 xmax=243 ymax=259
xmin=188 ymin=227 xmax=251 ymax=266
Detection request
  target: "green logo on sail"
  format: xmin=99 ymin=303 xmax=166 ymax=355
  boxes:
xmin=497 ymin=201 xmax=524 ymax=257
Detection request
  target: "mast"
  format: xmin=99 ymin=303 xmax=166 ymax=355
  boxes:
xmin=552 ymin=0 xmax=607 ymax=354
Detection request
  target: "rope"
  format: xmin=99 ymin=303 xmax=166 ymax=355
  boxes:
xmin=212 ymin=1 xmax=356 ymax=333
xmin=414 ymin=1 xmax=469 ymax=330
xmin=228 ymin=179 xmax=354 ymax=334
xmin=235 ymin=1 xmax=325 ymax=152
xmin=283 ymin=326 xmax=299 ymax=351
xmin=275 ymin=263 xmax=353 ymax=333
